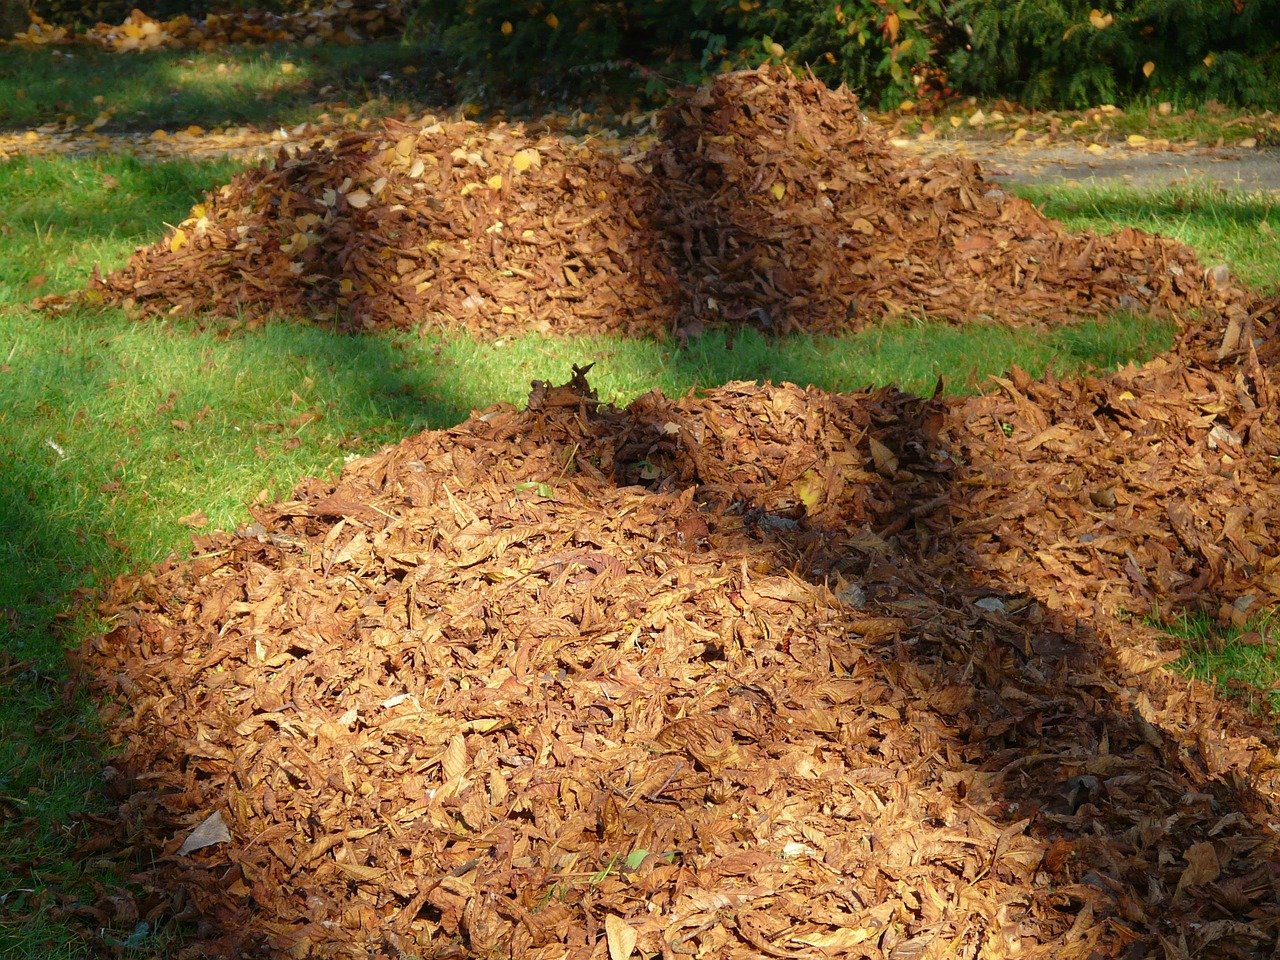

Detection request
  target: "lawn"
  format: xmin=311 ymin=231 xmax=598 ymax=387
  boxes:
xmin=2 ymin=41 xmax=1279 ymax=959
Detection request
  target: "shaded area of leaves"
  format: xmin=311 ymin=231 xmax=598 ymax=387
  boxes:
xmin=72 ymin=288 xmax=1280 ymax=955
xmin=7 ymin=3 xmax=403 ymax=52
xmin=86 ymin=67 xmax=1229 ymax=340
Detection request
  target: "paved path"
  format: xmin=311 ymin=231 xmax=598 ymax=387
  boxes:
xmin=898 ymin=136 xmax=1280 ymax=193
xmin=4 ymin=121 xmax=1278 ymax=193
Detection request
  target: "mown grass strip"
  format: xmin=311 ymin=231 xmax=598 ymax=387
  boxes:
xmin=1017 ymin=181 xmax=1280 ymax=292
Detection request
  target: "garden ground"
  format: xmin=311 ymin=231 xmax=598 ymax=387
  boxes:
xmin=2 ymin=40 xmax=1280 ymax=960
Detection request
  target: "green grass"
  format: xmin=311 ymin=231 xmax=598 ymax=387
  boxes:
xmin=0 ymin=40 xmax=447 ymax=133
xmin=1015 ymin=181 xmax=1280 ymax=292
xmin=1163 ymin=612 xmax=1280 ymax=715
xmin=1 ymin=140 xmax=1277 ymax=957
xmin=0 ymin=153 xmax=245 ymax=302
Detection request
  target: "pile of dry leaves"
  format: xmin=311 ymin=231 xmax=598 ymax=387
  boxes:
xmin=8 ymin=2 xmax=402 ymax=52
xmin=80 ymin=285 xmax=1280 ymax=955
xmin=88 ymin=67 xmax=1226 ymax=339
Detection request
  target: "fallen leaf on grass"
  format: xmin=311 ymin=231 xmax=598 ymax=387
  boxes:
xmin=177 ymin=509 xmax=208 ymax=528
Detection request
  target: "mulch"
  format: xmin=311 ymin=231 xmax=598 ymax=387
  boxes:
xmin=75 ymin=291 xmax=1280 ymax=957
xmin=85 ymin=67 xmax=1232 ymax=340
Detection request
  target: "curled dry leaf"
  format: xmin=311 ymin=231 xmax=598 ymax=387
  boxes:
xmin=176 ymin=810 xmax=231 ymax=856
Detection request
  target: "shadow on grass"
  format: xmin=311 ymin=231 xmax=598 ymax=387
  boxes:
xmin=0 ymin=306 xmax=477 ymax=955
xmin=0 ymin=40 xmax=461 ymax=133
xmin=0 ymin=76 xmax=1263 ymax=958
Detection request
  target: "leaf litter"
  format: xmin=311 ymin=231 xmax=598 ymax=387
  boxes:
xmin=77 ymin=281 xmax=1280 ymax=956
xmin=6 ymin=2 xmax=403 ymax=52
xmin=82 ymin=67 xmax=1232 ymax=340
xmin=57 ymin=66 xmax=1280 ymax=957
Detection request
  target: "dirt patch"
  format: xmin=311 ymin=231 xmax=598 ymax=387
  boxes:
xmin=79 ymin=68 xmax=1228 ymax=340
xmin=75 ymin=291 xmax=1280 ymax=957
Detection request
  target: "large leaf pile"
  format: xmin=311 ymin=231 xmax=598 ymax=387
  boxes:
xmin=90 ymin=67 xmax=1224 ymax=338
xmin=80 ymin=293 xmax=1280 ymax=957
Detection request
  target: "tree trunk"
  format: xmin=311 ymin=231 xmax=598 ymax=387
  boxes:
xmin=0 ymin=0 xmax=28 ymax=38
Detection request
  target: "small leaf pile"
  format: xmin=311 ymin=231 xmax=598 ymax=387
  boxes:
xmin=90 ymin=67 xmax=1226 ymax=339
xmin=8 ymin=2 xmax=402 ymax=52
xmin=80 ymin=294 xmax=1280 ymax=957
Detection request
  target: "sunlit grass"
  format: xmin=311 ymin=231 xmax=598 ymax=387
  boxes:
xmin=0 ymin=40 xmax=442 ymax=132
xmin=0 ymin=144 xmax=1276 ymax=958
xmin=0 ymin=153 xmax=245 ymax=302
xmin=1015 ymin=180 xmax=1280 ymax=292
xmin=1162 ymin=610 xmax=1280 ymax=715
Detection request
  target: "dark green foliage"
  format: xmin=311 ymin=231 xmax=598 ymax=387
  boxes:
xmin=418 ymin=0 xmax=946 ymax=108
xmin=945 ymin=0 xmax=1280 ymax=108
xmin=31 ymin=0 xmax=311 ymax=31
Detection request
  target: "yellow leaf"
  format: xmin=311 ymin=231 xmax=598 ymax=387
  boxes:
xmin=1203 ymin=53 xmax=1215 ymax=67
xmin=486 ymin=174 xmax=504 ymax=190
xmin=512 ymin=148 xmax=541 ymax=173
xmin=184 ymin=124 xmax=204 ymax=136
xmin=769 ymin=41 xmax=785 ymax=57
xmin=168 ymin=228 xmax=187 ymax=252
xmin=794 ymin=927 xmax=877 ymax=948
xmin=280 ymin=61 xmax=296 ymax=74
xmin=604 ymin=915 xmax=637 ymax=960
xmin=770 ymin=182 xmax=786 ymax=201
xmin=442 ymin=733 xmax=468 ymax=783
xmin=1087 ymin=142 xmax=1107 ymax=155
xmin=794 ymin=470 xmax=825 ymax=510
xmin=346 ymin=190 xmax=371 ymax=208
xmin=500 ymin=20 xmax=512 ymax=35
xmin=1089 ymin=9 xmax=1113 ymax=28
xmin=545 ymin=12 xmax=559 ymax=28
xmin=151 ymin=128 xmax=169 ymax=140
xmin=339 ymin=278 xmax=354 ymax=294
xmin=1142 ymin=60 xmax=1155 ymax=77
xmin=851 ymin=216 xmax=875 ymax=235
xmin=883 ymin=12 xmax=899 ymax=43
xmin=1126 ymin=134 xmax=1148 ymax=145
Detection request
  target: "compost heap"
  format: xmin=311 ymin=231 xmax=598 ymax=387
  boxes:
xmin=81 ymin=296 xmax=1280 ymax=958
xmin=88 ymin=67 xmax=1225 ymax=339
